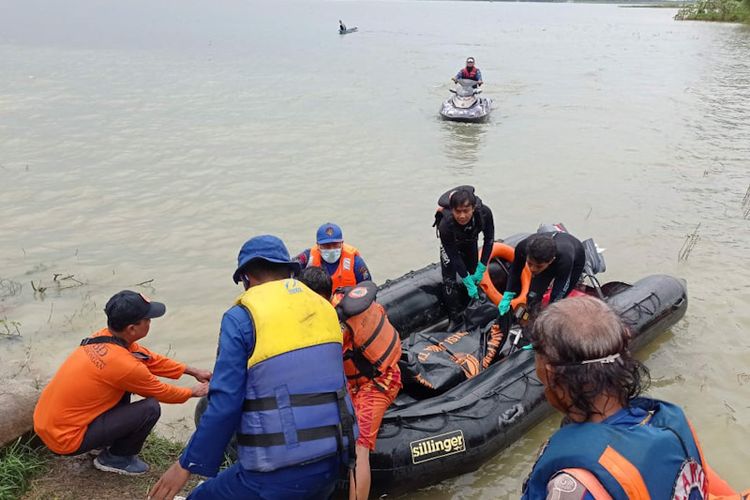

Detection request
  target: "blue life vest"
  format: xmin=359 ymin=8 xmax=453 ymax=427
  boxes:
xmin=522 ymin=397 xmax=707 ymax=500
xmin=235 ymin=279 xmax=357 ymax=472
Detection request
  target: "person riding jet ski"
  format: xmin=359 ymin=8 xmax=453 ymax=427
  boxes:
xmin=452 ymin=57 xmax=483 ymax=87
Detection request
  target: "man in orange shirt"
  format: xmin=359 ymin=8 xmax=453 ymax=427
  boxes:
xmin=33 ymin=290 xmax=210 ymax=475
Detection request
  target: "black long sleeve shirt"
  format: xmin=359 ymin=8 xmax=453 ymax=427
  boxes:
xmin=438 ymin=205 xmax=495 ymax=279
xmin=506 ymin=232 xmax=585 ymax=302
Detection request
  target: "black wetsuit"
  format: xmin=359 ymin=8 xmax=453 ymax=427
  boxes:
xmin=506 ymin=232 xmax=585 ymax=304
xmin=437 ymin=205 xmax=494 ymax=322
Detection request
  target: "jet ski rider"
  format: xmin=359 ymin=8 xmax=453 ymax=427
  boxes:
xmin=452 ymin=57 xmax=483 ymax=87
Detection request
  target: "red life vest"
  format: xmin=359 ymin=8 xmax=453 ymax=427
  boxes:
xmin=309 ymin=243 xmax=360 ymax=292
xmin=460 ymin=67 xmax=479 ymax=80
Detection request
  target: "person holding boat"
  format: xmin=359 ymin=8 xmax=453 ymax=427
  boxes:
xmin=452 ymin=57 xmax=483 ymax=86
xmin=435 ymin=186 xmax=495 ymax=329
xmin=498 ymin=231 xmax=585 ymax=317
xmin=296 ymin=222 xmax=372 ymax=293
xmin=33 ymin=291 xmax=210 ymax=475
xmin=299 ymin=267 xmax=402 ymax=500
xmin=522 ymin=295 xmax=746 ymax=500
xmin=149 ymin=235 xmax=356 ymax=500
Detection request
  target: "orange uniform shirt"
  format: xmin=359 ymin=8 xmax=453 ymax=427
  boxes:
xmin=33 ymin=328 xmax=192 ymax=454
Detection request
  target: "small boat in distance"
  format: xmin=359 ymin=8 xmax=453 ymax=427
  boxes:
xmin=339 ymin=20 xmax=358 ymax=35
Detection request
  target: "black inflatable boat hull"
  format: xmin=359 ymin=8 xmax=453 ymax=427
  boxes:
xmin=369 ymin=271 xmax=687 ymax=496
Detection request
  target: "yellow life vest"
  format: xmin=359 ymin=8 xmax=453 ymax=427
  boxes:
xmin=235 ymin=278 xmax=355 ymax=472
xmin=236 ymin=278 xmax=342 ymax=368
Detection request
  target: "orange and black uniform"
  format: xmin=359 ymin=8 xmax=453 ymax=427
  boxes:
xmin=34 ymin=328 xmax=191 ymax=456
xmin=337 ymin=283 xmax=402 ymax=450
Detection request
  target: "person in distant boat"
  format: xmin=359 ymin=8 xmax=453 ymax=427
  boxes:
xmin=522 ymin=295 xmax=747 ymax=500
xmin=296 ymin=222 xmax=372 ymax=293
xmin=339 ymin=20 xmax=347 ymax=31
xmin=452 ymin=57 xmax=483 ymax=86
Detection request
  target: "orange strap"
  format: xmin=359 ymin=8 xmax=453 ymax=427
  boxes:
xmin=687 ymin=419 xmax=742 ymax=497
xmin=598 ymin=446 xmax=651 ymax=500
xmin=561 ymin=468 xmax=613 ymax=500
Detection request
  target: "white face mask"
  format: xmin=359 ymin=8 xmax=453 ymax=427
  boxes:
xmin=321 ymin=248 xmax=342 ymax=264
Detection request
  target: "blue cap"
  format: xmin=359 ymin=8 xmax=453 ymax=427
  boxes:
xmin=232 ymin=235 xmax=301 ymax=284
xmin=316 ymin=223 xmax=344 ymax=244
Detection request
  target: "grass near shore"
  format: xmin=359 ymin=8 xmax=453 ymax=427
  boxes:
xmin=0 ymin=438 xmax=48 ymax=500
xmin=675 ymin=0 xmax=750 ymax=22
xmin=1 ymin=434 xmax=200 ymax=500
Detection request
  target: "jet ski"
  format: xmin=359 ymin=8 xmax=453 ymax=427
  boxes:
xmin=440 ymin=78 xmax=492 ymax=123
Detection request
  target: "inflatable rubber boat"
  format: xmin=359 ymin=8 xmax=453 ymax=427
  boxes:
xmin=339 ymin=27 xmax=358 ymax=35
xmin=367 ymin=236 xmax=687 ymax=496
xmin=195 ymin=232 xmax=687 ymax=496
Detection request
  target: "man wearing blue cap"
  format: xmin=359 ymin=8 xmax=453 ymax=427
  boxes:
xmin=296 ymin=223 xmax=372 ymax=296
xmin=150 ymin=235 xmax=357 ymax=500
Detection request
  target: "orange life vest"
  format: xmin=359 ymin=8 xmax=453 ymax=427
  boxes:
xmin=309 ymin=243 xmax=360 ymax=291
xmin=335 ymin=282 xmax=401 ymax=385
xmin=479 ymin=242 xmax=531 ymax=310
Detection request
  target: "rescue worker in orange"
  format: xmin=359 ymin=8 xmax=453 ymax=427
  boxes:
xmin=33 ymin=291 xmax=210 ymax=475
xmin=299 ymin=267 xmax=402 ymax=500
xmin=522 ymin=295 xmax=746 ymax=500
xmin=296 ymin=222 xmax=372 ymax=293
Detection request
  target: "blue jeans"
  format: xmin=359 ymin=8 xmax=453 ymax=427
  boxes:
xmin=187 ymin=456 xmax=339 ymax=500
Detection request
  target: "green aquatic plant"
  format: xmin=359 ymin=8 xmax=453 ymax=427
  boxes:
xmin=675 ymin=0 xmax=750 ymax=22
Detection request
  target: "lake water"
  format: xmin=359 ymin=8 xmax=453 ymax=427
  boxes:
xmin=1 ymin=0 xmax=749 ymax=496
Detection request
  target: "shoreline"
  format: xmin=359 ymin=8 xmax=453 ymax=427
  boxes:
xmin=2 ymin=433 xmax=198 ymax=500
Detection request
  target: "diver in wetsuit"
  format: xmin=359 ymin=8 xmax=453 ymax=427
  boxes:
xmin=436 ymin=186 xmax=495 ymax=329
xmin=499 ymin=232 xmax=585 ymax=316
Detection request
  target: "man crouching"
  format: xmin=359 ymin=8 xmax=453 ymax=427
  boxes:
xmin=33 ymin=290 xmax=210 ymax=475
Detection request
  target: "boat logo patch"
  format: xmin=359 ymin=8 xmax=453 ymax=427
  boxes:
xmin=410 ymin=430 xmax=466 ymax=464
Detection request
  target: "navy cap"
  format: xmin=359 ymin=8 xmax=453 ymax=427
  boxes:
xmin=316 ymin=223 xmax=344 ymax=245
xmin=233 ymin=234 xmax=301 ymax=284
xmin=104 ymin=290 xmax=166 ymax=327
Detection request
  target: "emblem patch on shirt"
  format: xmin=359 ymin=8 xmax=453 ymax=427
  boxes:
xmin=348 ymin=287 xmax=368 ymax=299
xmin=671 ymin=459 xmax=706 ymax=500
xmin=410 ymin=430 xmax=466 ymax=464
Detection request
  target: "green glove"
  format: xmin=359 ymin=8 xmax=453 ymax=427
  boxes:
xmin=462 ymin=275 xmax=479 ymax=299
xmin=498 ymin=292 xmax=516 ymax=316
xmin=471 ymin=263 xmax=487 ymax=285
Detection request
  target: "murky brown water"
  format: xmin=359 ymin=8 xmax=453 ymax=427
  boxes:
xmin=1 ymin=0 xmax=748 ymax=496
